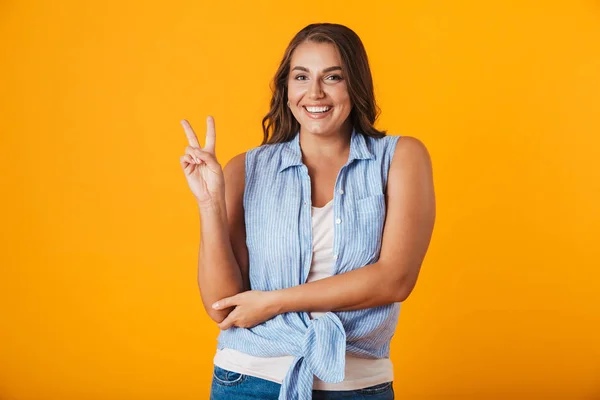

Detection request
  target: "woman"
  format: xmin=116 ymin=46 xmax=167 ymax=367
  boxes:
xmin=180 ymin=23 xmax=435 ymax=400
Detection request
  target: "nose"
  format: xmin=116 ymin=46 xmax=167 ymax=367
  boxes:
xmin=308 ymin=79 xmax=324 ymax=100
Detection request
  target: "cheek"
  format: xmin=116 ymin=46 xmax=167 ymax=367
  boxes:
xmin=288 ymin=90 xmax=304 ymax=104
xmin=330 ymin=87 xmax=350 ymax=106
xmin=335 ymin=94 xmax=352 ymax=113
xmin=341 ymin=95 xmax=351 ymax=107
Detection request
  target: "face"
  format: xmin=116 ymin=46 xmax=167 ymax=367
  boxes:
xmin=287 ymin=41 xmax=352 ymax=137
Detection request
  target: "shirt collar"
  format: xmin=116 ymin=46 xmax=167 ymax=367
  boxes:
xmin=278 ymin=127 xmax=374 ymax=173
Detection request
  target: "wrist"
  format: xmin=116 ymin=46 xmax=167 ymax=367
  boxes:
xmin=197 ymin=198 xmax=226 ymax=219
xmin=269 ymin=289 xmax=287 ymax=315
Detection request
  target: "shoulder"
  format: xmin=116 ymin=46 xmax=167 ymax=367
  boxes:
xmin=387 ymin=136 xmax=434 ymax=196
xmin=362 ymin=133 xmax=430 ymax=166
xmin=244 ymin=142 xmax=287 ymax=165
xmin=391 ymin=136 xmax=432 ymax=170
xmin=224 ymin=152 xmax=246 ymax=175
xmin=252 ymin=141 xmax=286 ymax=156
xmin=222 ymin=140 xmax=289 ymax=188
xmin=223 ymin=141 xmax=284 ymax=173
xmin=385 ymin=136 xmax=436 ymax=238
xmin=223 ymin=152 xmax=247 ymax=193
xmin=362 ymin=133 xmax=402 ymax=156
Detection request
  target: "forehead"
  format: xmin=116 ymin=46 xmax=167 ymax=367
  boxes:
xmin=290 ymin=41 xmax=342 ymax=69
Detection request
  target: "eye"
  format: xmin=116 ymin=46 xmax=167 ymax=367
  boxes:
xmin=294 ymin=75 xmax=308 ymax=81
xmin=326 ymin=74 xmax=343 ymax=81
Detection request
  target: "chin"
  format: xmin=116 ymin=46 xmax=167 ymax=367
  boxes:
xmin=303 ymin=122 xmax=337 ymax=136
xmin=306 ymin=128 xmax=330 ymax=136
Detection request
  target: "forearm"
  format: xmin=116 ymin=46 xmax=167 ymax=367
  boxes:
xmin=274 ymin=262 xmax=403 ymax=314
xmin=197 ymin=200 xmax=244 ymax=322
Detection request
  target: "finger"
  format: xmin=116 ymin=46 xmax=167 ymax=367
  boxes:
xmin=180 ymin=155 xmax=197 ymax=174
xmin=180 ymin=154 xmax=197 ymax=166
xmin=204 ymin=116 xmax=216 ymax=154
xmin=212 ymin=299 xmax=224 ymax=310
xmin=184 ymin=146 xmax=203 ymax=164
xmin=213 ymin=294 xmax=236 ymax=310
xmin=190 ymin=148 xmax=222 ymax=171
xmin=180 ymin=155 xmax=189 ymax=169
xmin=217 ymin=313 xmax=236 ymax=330
xmin=181 ymin=119 xmax=202 ymax=148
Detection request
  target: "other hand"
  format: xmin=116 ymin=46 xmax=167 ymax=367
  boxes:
xmin=212 ymin=290 xmax=281 ymax=330
xmin=179 ymin=116 xmax=224 ymax=208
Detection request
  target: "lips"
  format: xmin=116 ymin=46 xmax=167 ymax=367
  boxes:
xmin=302 ymin=105 xmax=333 ymax=119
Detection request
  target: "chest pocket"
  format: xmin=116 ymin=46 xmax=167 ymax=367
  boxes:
xmin=352 ymin=193 xmax=386 ymax=261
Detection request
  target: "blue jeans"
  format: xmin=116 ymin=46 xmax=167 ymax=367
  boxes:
xmin=210 ymin=365 xmax=394 ymax=399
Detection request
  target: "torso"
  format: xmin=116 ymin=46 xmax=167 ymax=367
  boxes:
xmin=306 ymin=158 xmax=346 ymax=207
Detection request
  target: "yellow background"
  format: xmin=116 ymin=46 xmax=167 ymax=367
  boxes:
xmin=1 ymin=0 xmax=599 ymax=399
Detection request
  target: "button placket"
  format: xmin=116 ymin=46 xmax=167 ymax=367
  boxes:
xmin=301 ymin=165 xmax=313 ymax=284
xmin=332 ymin=172 xmax=346 ymax=273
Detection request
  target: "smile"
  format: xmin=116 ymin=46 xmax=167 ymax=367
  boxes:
xmin=302 ymin=106 xmax=333 ymax=119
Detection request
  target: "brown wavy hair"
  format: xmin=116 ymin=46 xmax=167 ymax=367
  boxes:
xmin=261 ymin=23 xmax=386 ymax=145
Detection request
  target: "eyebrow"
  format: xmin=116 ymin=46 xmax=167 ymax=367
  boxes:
xmin=291 ymin=66 xmax=342 ymax=73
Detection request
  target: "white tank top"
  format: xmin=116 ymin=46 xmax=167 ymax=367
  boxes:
xmin=213 ymin=199 xmax=394 ymax=390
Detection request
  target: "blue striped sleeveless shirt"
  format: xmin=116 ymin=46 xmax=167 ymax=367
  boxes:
xmin=216 ymin=128 xmax=402 ymax=400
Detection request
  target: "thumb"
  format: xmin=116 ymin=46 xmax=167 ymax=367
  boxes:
xmin=218 ymin=311 xmax=236 ymax=330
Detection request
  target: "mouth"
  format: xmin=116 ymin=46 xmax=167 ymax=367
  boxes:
xmin=302 ymin=105 xmax=333 ymax=119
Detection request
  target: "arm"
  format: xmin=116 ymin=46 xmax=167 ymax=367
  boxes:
xmin=198 ymin=152 xmax=249 ymax=323
xmin=273 ymin=136 xmax=436 ymax=314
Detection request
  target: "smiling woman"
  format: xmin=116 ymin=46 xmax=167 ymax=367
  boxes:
xmin=179 ymin=22 xmax=436 ymax=400
xmin=261 ymin=23 xmax=386 ymax=145
xmin=287 ymin=43 xmax=352 ymax=134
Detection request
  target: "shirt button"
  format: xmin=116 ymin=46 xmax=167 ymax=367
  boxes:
xmin=335 ymin=218 xmax=342 ymax=224
xmin=333 ymin=253 xmax=339 ymax=260
xmin=338 ymin=189 xmax=344 ymax=195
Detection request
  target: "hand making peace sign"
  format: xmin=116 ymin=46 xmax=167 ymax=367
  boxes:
xmin=179 ymin=116 xmax=225 ymax=208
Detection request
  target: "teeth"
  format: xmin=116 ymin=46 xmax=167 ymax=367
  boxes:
xmin=305 ymin=106 xmax=331 ymax=113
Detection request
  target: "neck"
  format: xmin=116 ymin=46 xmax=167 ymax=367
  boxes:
xmin=298 ymin=121 xmax=353 ymax=163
